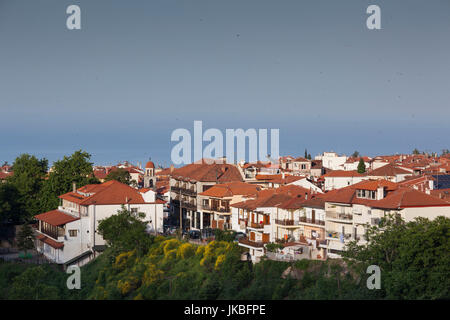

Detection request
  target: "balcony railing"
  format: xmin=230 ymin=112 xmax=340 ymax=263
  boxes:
xmin=326 ymin=212 xmax=353 ymax=221
xmin=172 ymin=186 xmax=197 ymax=196
xmin=202 ymin=205 xmax=230 ymax=213
xmin=181 ymin=201 xmax=197 ymax=210
xmin=326 ymin=231 xmax=353 ymax=240
xmin=238 ymin=219 xmax=248 ymax=227
xmin=276 ymin=218 xmax=325 ymax=226
xmin=249 ymin=222 xmax=267 ymax=229
xmin=275 ymin=219 xmax=297 ymax=226
xmin=238 ymin=238 xmax=266 ymax=248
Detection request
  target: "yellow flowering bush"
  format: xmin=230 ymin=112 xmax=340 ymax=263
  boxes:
xmin=163 ymin=248 xmax=177 ymax=262
xmin=176 ymin=243 xmax=195 ymax=259
xmin=195 ymin=245 xmax=205 ymax=257
xmin=117 ymin=276 xmax=139 ymax=295
xmin=114 ymin=250 xmax=136 ymax=270
xmin=214 ymin=254 xmax=226 ymax=270
xmin=142 ymin=263 xmax=164 ymax=286
xmin=162 ymin=238 xmax=181 ymax=255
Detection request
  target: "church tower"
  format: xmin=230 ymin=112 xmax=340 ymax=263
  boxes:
xmin=144 ymin=160 xmax=156 ymax=188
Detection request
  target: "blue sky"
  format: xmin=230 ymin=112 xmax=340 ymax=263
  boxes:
xmin=1 ymin=0 xmax=449 ymax=166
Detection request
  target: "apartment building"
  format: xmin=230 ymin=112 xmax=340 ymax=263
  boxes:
xmin=231 ymin=185 xmax=312 ymax=262
xmin=198 ymin=181 xmax=260 ymax=231
xmin=322 ymin=179 xmax=450 ymax=258
xmin=169 ymin=161 xmax=243 ymax=232
xmin=34 ymin=180 xmax=164 ymax=267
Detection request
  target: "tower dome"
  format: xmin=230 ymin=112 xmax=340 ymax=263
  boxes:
xmin=145 ymin=161 xmax=155 ymax=169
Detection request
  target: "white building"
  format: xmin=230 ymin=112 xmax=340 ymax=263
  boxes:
xmin=322 ymin=179 xmax=450 ymax=258
xmin=323 ymin=170 xmax=367 ymax=191
xmin=34 ymin=180 xmax=164 ymax=267
xmin=315 ymin=152 xmax=348 ymax=170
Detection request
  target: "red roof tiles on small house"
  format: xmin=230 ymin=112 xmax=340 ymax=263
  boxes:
xmin=35 ymin=210 xmax=80 ymax=226
xmin=36 ymin=234 xmax=64 ymax=249
xmin=367 ymin=163 xmax=411 ymax=177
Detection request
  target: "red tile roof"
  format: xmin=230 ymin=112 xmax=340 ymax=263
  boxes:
xmin=199 ymin=181 xmax=261 ymax=198
xmin=171 ymin=163 xmax=243 ymax=183
xmin=59 ymin=180 xmax=161 ymax=206
xmin=35 ymin=210 xmax=79 ymax=226
xmin=372 ymin=188 xmax=450 ymax=209
xmin=255 ymin=174 xmax=303 ymax=184
xmin=323 ymin=170 xmax=364 ymax=178
xmin=354 ymin=179 xmax=398 ymax=191
xmin=36 ymin=234 xmax=64 ymax=249
xmin=0 ymin=171 xmax=13 ymax=179
xmin=367 ymin=163 xmax=411 ymax=176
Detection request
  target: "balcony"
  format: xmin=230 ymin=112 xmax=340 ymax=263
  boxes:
xmin=172 ymin=186 xmax=197 ymax=196
xmin=238 ymin=219 xmax=248 ymax=227
xmin=181 ymin=201 xmax=197 ymax=210
xmin=238 ymin=238 xmax=266 ymax=248
xmin=326 ymin=211 xmax=353 ymax=222
xmin=248 ymin=222 xmax=266 ymax=229
xmin=299 ymin=217 xmax=325 ymax=226
xmin=326 ymin=231 xmax=353 ymax=240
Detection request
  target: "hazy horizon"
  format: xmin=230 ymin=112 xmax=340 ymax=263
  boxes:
xmin=1 ymin=0 xmax=449 ymax=166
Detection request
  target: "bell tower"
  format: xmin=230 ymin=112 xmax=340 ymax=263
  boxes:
xmin=144 ymin=159 xmax=156 ymax=188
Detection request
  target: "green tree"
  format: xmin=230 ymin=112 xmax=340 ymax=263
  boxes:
xmin=9 ymin=266 xmax=59 ymax=299
xmin=213 ymin=229 xmax=236 ymax=242
xmin=97 ymin=206 xmax=153 ymax=256
xmin=0 ymin=183 xmax=23 ymax=223
xmin=304 ymin=149 xmax=308 ymax=159
xmin=8 ymin=154 xmax=48 ymax=219
xmin=16 ymin=222 xmax=35 ymax=254
xmin=352 ymin=151 xmax=360 ymax=158
xmin=441 ymin=149 xmax=449 ymax=156
xmin=39 ymin=150 xmax=99 ymax=212
xmin=412 ymin=148 xmax=420 ymax=155
xmin=105 ymin=168 xmax=132 ymax=185
xmin=342 ymin=215 xmax=450 ymax=299
xmin=357 ymin=158 xmax=366 ymax=173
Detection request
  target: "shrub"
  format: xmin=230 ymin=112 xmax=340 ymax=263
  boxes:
xmin=176 ymin=243 xmax=195 ymax=259
xmin=162 ymin=239 xmax=181 ymax=255
xmin=215 ymin=254 xmax=226 ymax=270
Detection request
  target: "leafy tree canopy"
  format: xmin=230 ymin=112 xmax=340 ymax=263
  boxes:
xmin=105 ymin=168 xmax=132 ymax=185
xmin=16 ymin=223 xmax=35 ymax=253
xmin=342 ymin=215 xmax=450 ymax=299
xmin=0 ymin=183 xmax=23 ymax=223
xmin=39 ymin=150 xmax=99 ymax=212
xmin=97 ymin=206 xmax=153 ymax=256
xmin=7 ymin=154 xmax=48 ymax=219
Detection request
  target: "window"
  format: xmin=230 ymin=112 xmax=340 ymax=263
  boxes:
xmin=131 ymin=208 xmax=138 ymax=213
xmin=69 ymin=230 xmax=77 ymax=237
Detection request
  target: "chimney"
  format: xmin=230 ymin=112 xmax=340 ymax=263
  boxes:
xmin=72 ymin=182 xmax=77 ymax=193
xmin=170 ymin=164 xmax=175 ymax=173
xmin=282 ymin=172 xmax=285 ymax=179
xmin=376 ymin=186 xmax=385 ymax=200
